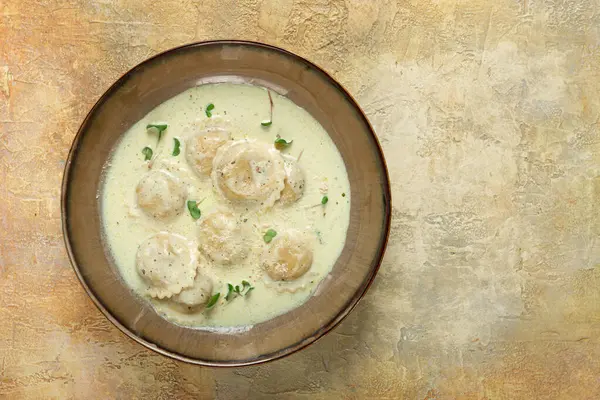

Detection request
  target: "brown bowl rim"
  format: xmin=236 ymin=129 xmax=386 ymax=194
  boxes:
xmin=61 ymin=40 xmax=392 ymax=367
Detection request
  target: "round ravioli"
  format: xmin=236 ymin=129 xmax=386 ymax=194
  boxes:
xmin=262 ymin=230 xmax=313 ymax=281
xmin=212 ymin=140 xmax=286 ymax=208
xmin=136 ymin=232 xmax=197 ymax=299
xmin=136 ymin=169 xmax=186 ymax=219
xmin=185 ymin=127 xmax=231 ymax=176
xmin=171 ymin=269 xmax=213 ymax=312
xmin=197 ymin=210 xmax=249 ymax=264
xmin=279 ymin=156 xmax=306 ymax=205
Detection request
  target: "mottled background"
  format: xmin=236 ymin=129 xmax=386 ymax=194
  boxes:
xmin=1 ymin=0 xmax=599 ymax=398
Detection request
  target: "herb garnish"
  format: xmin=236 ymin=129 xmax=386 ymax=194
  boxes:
xmin=242 ymin=280 xmax=254 ymax=295
xmin=321 ymin=195 xmax=329 ymax=205
xmin=146 ymin=123 xmax=168 ymax=141
xmin=274 ymin=138 xmax=293 ymax=150
xmin=187 ymin=200 xmax=201 ymax=220
xmin=261 ymin=90 xmax=274 ymax=127
xmin=141 ymin=147 xmax=153 ymax=161
xmin=205 ymin=293 xmax=220 ymax=309
xmin=263 ymin=229 xmax=277 ymax=243
xmin=172 ymin=138 xmax=181 ymax=156
xmin=205 ymin=103 xmax=215 ymax=118
xmin=225 ymin=280 xmax=254 ymax=302
xmin=342 ymin=192 xmax=346 ymax=197
xmin=226 ymin=283 xmax=235 ymax=301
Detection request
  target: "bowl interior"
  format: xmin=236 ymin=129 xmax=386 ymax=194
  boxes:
xmin=62 ymin=41 xmax=391 ymax=366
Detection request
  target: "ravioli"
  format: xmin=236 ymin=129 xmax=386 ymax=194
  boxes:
xmin=171 ymin=267 xmax=214 ymax=311
xmin=262 ymin=230 xmax=314 ymax=281
xmin=279 ymin=156 xmax=305 ymax=205
xmin=185 ymin=119 xmax=232 ymax=176
xmin=211 ymin=140 xmax=286 ymax=209
xmin=197 ymin=210 xmax=250 ymax=265
xmin=102 ymin=82 xmax=351 ymax=327
xmin=135 ymin=169 xmax=186 ymax=219
xmin=136 ymin=232 xmax=198 ymax=299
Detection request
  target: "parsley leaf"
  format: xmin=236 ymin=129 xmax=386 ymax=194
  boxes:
xmin=172 ymin=138 xmax=181 ymax=156
xmin=225 ymin=284 xmax=234 ymax=301
xmin=321 ymin=196 xmax=329 ymax=205
xmin=141 ymin=147 xmax=153 ymax=161
xmin=263 ymin=229 xmax=277 ymax=243
xmin=241 ymin=280 xmax=254 ymax=295
xmin=205 ymin=103 xmax=215 ymax=118
xmin=274 ymin=138 xmax=293 ymax=150
xmin=187 ymin=200 xmax=201 ymax=220
xmin=205 ymin=292 xmax=220 ymax=309
xmin=225 ymin=280 xmax=255 ymax=301
xmin=146 ymin=123 xmax=168 ymax=141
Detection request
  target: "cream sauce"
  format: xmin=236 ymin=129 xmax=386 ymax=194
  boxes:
xmin=101 ymin=83 xmax=350 ymax=328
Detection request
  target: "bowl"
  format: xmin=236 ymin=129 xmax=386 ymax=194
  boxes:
xmin=61 ymin=40 xmax=391 ymax=366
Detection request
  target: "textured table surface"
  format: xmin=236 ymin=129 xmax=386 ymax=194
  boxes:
xmin=1 ymin=0 xmax=600 ymax=398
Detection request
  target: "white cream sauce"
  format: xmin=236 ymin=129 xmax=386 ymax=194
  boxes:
xmin=101 ymin=83 xmax=350 ymax=328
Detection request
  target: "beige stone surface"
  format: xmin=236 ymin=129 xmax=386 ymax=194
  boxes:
xmin=1 ymin=0 xmax=600 ymax=398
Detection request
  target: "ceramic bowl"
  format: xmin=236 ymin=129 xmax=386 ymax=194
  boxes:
xmin=62 ymin=41 xmax=391 ymax=366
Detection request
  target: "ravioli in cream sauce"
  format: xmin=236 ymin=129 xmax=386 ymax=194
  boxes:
xmin=101 ymin=83 xmax=350 ymax=329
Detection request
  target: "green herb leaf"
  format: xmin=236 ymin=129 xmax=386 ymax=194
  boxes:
xmin=205 ymin=103 xmax=215 ymax=118
xmin=342 ymin=192 xmax=346 ymax=197
xmin=172 ymin=138 xmax=181 ymax=156
xmin=274 ymin=138 xmax=293 ymax=150
xmin=146 ymin=123 xmax=168 ymax=141
xmin=321 ymin=195 xmax=329 ymax=205
xmin=141 ymin=147 xmax=153 ymax=161
xmin=241 ymin=280 xmax=254 ymax=295
xmin=187 ymin=200 xmax=201 ymax=220
xmin=225 ymin=280 xmax=255 ymax=301
xmin=205 ymin=292 xmax=220 ymax=309
xmin=261 ymin=119 xmax=272 ymax=126
xmin=225 ymin=283 xmax=234 ymax=301
xmin=263 ymin=229 xmax=277 ymax=243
